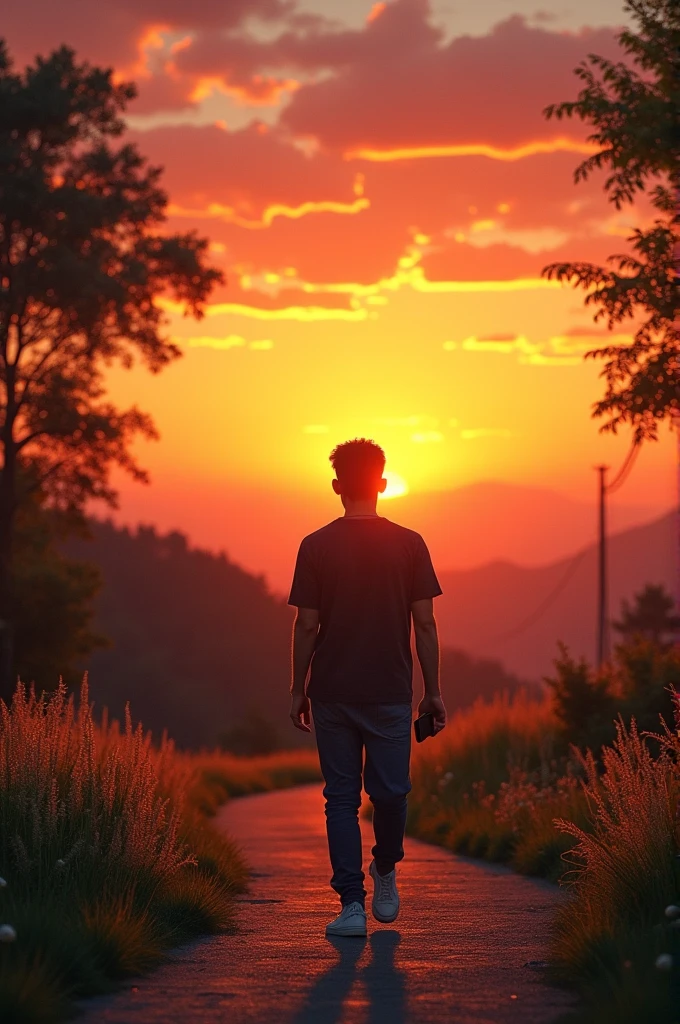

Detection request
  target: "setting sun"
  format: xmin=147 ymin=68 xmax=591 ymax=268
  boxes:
xmin=380 ymin=471 xmax=409 ymax=499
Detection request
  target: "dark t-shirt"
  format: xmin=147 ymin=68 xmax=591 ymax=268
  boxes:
xmin=287 ymin=516 xmax=442 ymax=703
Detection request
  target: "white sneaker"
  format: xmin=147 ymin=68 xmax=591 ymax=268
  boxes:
xmin=325 ymin=901 xmax=367 ymax=937
xmin=369 ymin=860 xmax=399 ymax=923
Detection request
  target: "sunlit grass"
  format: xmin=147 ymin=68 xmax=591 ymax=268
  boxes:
xmin=550 ymin=716 xmax=680 ymax=1023
xmin=407 ymin=687 xmax=680 ymax=1022
xmin=186 ymin=749 xmax=321 ymax=816
xmin=0 ymin=682 xmax=321 ymax=1023
xmin=408 ymin=691 xmax=586 ymax=880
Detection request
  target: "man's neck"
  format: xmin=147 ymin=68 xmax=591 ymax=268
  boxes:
xmin=342 ymin=498 xmax=379 ymax=517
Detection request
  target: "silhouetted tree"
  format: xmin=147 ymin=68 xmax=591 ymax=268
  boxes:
xmin=545 ymin=643 xmax=615 ymax=749
xmin=543 ymin=0 xmax=679 ymax=442
xmin=613 ymin=583 xmax=680 ymax=647
xmin=0 ymin=43 xmax=222 ymax=699
xmin=12 ymin=497 xmax=107 ymax=687
xmin=545 ymin=637 xmax=680 ymax=751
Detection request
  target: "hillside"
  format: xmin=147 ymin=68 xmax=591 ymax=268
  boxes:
xmin=68 ymin=521 xmax=294 ymax=748
xmin=69 ymin=520 xmax=528 ymax=748
xmin=435 ymin=511 xmax=676 ymax=680
xmin=111 ymin=479 xmax=664 ymax=595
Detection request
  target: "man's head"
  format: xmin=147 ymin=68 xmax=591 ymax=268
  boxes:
xmin=329 ymin=438 xmax=387 ymax=503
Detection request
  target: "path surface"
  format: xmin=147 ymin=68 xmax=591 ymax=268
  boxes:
xmin=81 ymin=785 xmax=575 ymax=1024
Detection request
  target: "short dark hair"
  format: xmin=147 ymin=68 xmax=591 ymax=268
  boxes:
xmin=329 ymin=438 xmax=386 ymax=499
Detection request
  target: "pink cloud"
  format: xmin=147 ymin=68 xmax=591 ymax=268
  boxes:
xmin=131 ymin=121 xmax=621 ymax=287
xmin=112 ymin=0 xmax=293 ymax=31
xmin=281 ymin=6 xmax=622 ymax=151
xmin=2 ymin=3 xmax=630 ymax=304
xmin=1 ymin=0 xmax=294 ymax=79
xmin=420 ymin=235 xmax=619 ymax=282
xmin=129 ymin=123 xmax=356 ymax=212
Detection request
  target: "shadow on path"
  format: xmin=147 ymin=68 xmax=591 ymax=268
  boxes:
xmin=293 ymin=931 xmax=406 ymax=1024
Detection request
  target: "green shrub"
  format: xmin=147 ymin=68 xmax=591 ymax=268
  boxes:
xmin=551 ymin=715 xmax=680 ymax=1020
xmin=0 ymin=681 xmax=319 ymax=1023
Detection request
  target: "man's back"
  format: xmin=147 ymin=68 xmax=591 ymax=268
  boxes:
xmin=288 ymin=516 xmax=441 ymax=703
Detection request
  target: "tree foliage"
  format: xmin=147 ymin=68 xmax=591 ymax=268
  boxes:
xmin=12 ymin=497 xmax=107 ymax=687
xmin=545 ymin=636 xmax=680 ymax=751
xmin=0 ymin=43 xmax=222 ymax=695
xmin=542 ymin=0 xmax=679 ymax=441
xmin=613 ymin=583 xmax=680 ymax=647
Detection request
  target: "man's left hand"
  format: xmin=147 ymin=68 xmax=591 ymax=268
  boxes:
xmin=290 ymin=692 xmax=311 ymax=733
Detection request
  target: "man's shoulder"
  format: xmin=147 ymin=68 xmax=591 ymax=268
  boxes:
xmin=380 ymin=518 xmax=427 ymax=545
xmin=298 ymin=519 xmax=343 ymax=547
xmin=298 ymin=517 xmax=428 ymax=549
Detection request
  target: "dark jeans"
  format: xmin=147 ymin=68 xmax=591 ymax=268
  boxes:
xmin=312 ymin=701 xmax=412 ymax=907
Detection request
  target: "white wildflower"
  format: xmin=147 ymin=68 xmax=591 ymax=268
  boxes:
xmin=664 ymin=905 xmax=680 ymax=920
xmin=0 ymin=924 xmax=16 ymax=942
xmin=655 ymin=953 xmax=673 ymax=971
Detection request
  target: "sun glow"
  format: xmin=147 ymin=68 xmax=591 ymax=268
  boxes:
xmin=380 ymin=472 xmax=409 ymax=499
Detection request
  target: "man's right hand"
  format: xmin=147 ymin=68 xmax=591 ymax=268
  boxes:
xmin=417 ymin=694 xmax=446 ymax=734
xmin=290 ymin=692 xmax=312 ymax=733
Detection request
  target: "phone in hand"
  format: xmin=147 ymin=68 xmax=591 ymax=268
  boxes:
xmin=414 ymin=711 xmax=436 ymax=743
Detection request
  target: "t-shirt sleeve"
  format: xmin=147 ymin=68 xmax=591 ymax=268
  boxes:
xmin=288 ymin=539 xmax=321 ymax=609
xmin=411 ymin=535 xmax=443 ymax=603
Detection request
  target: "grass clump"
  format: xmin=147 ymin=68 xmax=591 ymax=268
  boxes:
xmin=186 ymin=749 xmax=321 ymax=816
xmin=408 ymin=691 xmax=586 ymax=881
xmin=551 ymin=712 xmax=680 ymax=1024
xmin=407 ymin=670 xmax=680 ymax=1022
xmin=0 ymin=680 xmax=319 ymax=1023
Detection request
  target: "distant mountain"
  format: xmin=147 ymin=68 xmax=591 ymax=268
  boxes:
xmin=68 ymin=521 xmax=294 ymax=748
xmin=68 ymin=520 xmax=528 ymax=748
xmin=388 ymin=480 xmax=663 ymax=572
xmin=111 ymin=477 xmax=664 ymax=594
xmin=435 ymin=511 xmax=676 ymax=680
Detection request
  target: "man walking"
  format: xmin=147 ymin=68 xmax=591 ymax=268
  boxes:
xmin=288 ymin=438 xmax=446 ymax=937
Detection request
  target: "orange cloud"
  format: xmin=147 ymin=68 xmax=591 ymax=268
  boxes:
xmin=367 ymin=2 xmax=387 ymax=23
xmin=189 ymin=74 xmax=300 ymax=106
xmin=460 ymin=428 xmax=514 ymax=439
xmin=157 ymin=296 xmax=368 ymax=322
xmin=111 ymin=24 xmax=168 ymax=83
xmin=298 ymin=266 xmax=561 ymax=297
xmin=166 ymin=197 xmax=370 ymax=229
xmin=346 ymin=138 xmax=598 ymax=163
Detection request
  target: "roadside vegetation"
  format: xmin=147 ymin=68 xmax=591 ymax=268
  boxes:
xmin=409 ymin=626 xmax=680 ymax=1023
xmin=0 ymin=681 xmax=320 ymax=1023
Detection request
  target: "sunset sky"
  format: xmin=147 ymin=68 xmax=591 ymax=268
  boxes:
xmin=5 ymin=0 xmax=676 ymax=590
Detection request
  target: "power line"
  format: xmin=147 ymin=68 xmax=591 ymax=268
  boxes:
xmin=490 ymin=441 xmax=639 ymax=648
xmin=490 ymin=547 xmax=589 ymax=643
xmin=607 ymin=440 xmax=640 ymax=493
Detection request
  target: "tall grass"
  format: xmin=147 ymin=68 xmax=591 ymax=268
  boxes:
xmin=407 ymin=686 xmax=680 ymax=1022
xmin=187 ymin=748 xmax=321 ymax=816
xmin=551 ymin=714 xmax=680 ymax=1023
xmin=408 ymin=691 xmax=588 ymax=880
xmin=0 ymin=681 xmax=320 ymax=1023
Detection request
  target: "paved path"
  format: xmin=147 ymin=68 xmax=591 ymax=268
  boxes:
xmin=81 ymin=784 xmax=576 ymax=1024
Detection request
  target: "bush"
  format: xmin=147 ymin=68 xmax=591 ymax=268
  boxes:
xmin=0 ymin=680 xmax=320 ymax=1023
xmin=551 ymin=714 xmax=680 ymax=1023
xmin=407 ymin=691 xmax=588 ymax=881
xmin=545 ymin=640 xmax=680 ymax=752
xmin=408 ymin=677 xmax=680 ymax=1022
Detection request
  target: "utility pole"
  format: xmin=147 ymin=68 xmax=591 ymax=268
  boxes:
xmin=596 ymin=464 xmax=609 ymax=668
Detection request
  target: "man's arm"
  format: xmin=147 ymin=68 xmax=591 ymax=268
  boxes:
xmin=289 ymin=607 xmax=319 ymax=732
xmin=412 ymin=598 xmax=446 ymax=733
